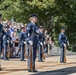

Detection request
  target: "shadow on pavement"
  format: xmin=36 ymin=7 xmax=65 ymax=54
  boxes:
xmin=31 ymin=66 xmax=76 ymax=75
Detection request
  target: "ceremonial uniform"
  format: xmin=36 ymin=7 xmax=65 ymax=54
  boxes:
xmin=0 ymin=14 xmax=9 ymax=70
xmin=0 ymin=24 xmax=5 ymax=53
xmin=59 ymin=28 xmax=67 ymax=63
xmin=38 ymin=27 xmax=45 ymax=62
xmin=26 ymin=14 xmax=39 ymax=72
xmin=19 ymin=27 xmax=26 ymax=61
xmin=3 ymin=26 xmax=11 ymax=60
xmin=0 ymin=24 xmax=5 ymax=70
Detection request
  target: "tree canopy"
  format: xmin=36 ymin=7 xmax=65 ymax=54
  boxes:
xmin=0 ymin=0 xmax=76 ymax=48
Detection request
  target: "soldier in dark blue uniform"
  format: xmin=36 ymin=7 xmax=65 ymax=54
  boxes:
xmin=3 ymin=25 xmax=11 ymax=60
xmin=26 ymin=14 xmax=40 ymax=72
xmin=0 ymin=14 xmax=9 ymax=70
xmin=19 ymin=26 xmax=26 ymax=61
xmin=38 ymin=26 xmax=45 ymax=62
xmin=59 ymin=27 xmax=67 ymax=63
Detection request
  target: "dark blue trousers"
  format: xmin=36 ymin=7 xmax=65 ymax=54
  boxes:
xmin=3 ymin=43 xmax=8 ymax=60
xmin=38 ymin=44 xmax=42 ymax=61
xmin=60 ymin=46 xmax=65 ymax=62
xmin=20 ymin=44 xmax=25 ymax=61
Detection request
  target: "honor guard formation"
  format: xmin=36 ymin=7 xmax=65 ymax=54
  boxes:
xmin=0 ymin=14 xmax=69 ymax=72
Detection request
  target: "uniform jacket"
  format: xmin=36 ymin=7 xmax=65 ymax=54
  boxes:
xmin=25 ymin=22 xmax=39 ymax=43
xmin=59 ymin=33 xmax=67 ymax=46
xmin=19 ymin=32 xmax=26 ymax=45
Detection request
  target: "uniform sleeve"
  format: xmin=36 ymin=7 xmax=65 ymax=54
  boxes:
xmin=35 ymin=29 xmax=40 ymax=34
xmin=59 ymin=34 xmax=64 ymax=45
xmin=35 ymin=26 xmax=40 ymax=34
xmin=43 ymin=34 xmax=45 ymax=41
xmin=2 ymin=27 xmax=11 ymax=38
xmin=2 ymin=28 xmax=6 ymax=35
xmin=25 ymin=24 xmax=31 ymax=38
xmin=19 ymin=33 xmax=22 ymax=41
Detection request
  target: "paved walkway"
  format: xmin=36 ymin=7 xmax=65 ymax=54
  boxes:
xmin=0 ymin=55 xmax=76 ymax=75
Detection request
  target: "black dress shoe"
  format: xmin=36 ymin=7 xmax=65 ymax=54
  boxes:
xmin=38 ymin=60 xmax=44 ymax=62
xmin=60 ymin=61 xmax=66 ymax=63
xmin=20 ymin=60 xmax=26 ymax=61
xmin=32 ymin=70 xmax=38 ymax=72
xmin=28 ymin=70 xmax=38 ymax=72
xmin=41 ymin=60 xmax=44 ymax=62
xmin=1 ymin=57 xmax=3 ymax=59
xmin=4 ymin=58 xmax=9 ymax=61
xmin=28 ymin=70 xmax=32 ymax=72
xmin=38 ymin=60 xmax=41 ymax=62
xmin=0 ymin=68 xmax=2 ymax=71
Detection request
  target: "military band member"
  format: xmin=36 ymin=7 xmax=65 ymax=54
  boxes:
xmin=26 ymin=14 xmax=39 ymax=72
xmin=19 ymin=26 xmax=26 ymax=61
xmin=59 ymin=27 xmax=67 ymax=63
xmin=38 ymin=26 xmax=45 ymax=62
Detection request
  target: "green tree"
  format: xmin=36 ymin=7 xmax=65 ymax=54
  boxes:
xmin=0 ymin=0 xmax=76 ymax=50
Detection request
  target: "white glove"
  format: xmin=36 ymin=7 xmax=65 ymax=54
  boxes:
xmin=40 ymin=42 xmax=43 ymax=46
xmin=63 ymin=44 xmax=66 ymax=48
xmin=36 ymin=30 xmax=40 ymax=34
xmin=24 ymin=42 xmax=26 ymax=44
xmin=29 ymin=41 xmax=33 ymax=45
xmin=44 ymin=41 xmax=46 ymax=45
xmin=7 ymin=40 xmax=9 ymax=43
